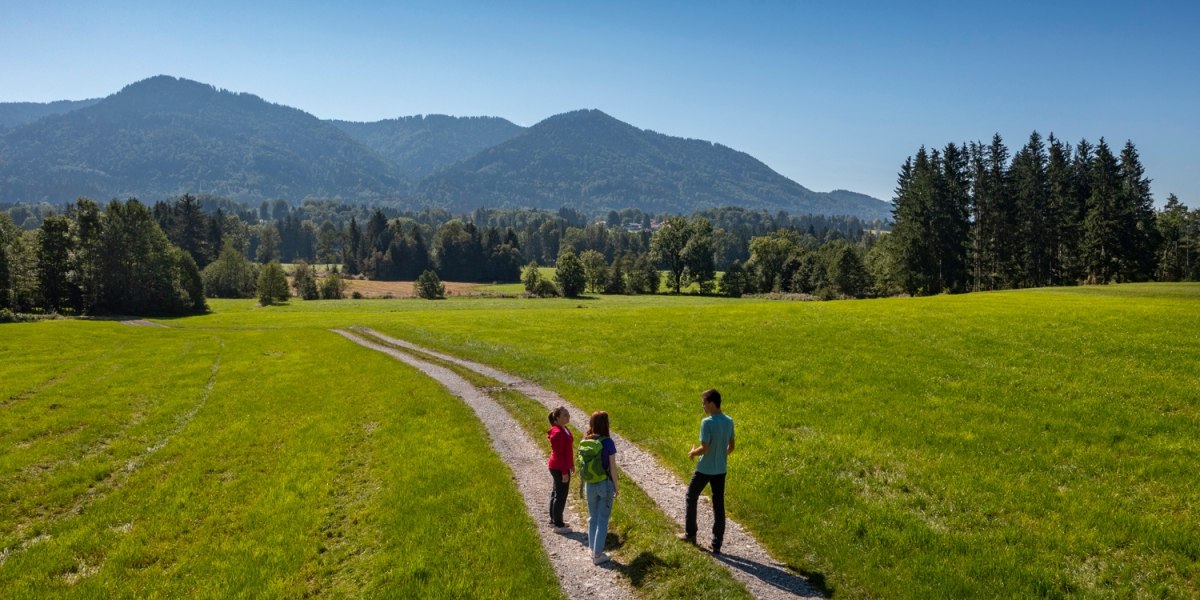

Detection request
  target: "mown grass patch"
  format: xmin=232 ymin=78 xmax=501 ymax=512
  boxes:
xmin=174 ymin=283 xmax=1200 ymax=598
xmin=0 ymin=323 xmax=561 ymax=598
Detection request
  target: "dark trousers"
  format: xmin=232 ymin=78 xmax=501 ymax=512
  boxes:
xmin=685 ymin=471 xmax=726 ymax=547
xmin=549 ymin=469 xmax=569 ymax=527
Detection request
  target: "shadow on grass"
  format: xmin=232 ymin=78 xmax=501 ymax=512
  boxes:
xmin=613 ymin=551 xmax=671 ymax=587
xmin=712 ymin=552 xmax=833 ymax=598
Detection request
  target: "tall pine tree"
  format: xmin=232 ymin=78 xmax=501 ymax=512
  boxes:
xmin=1012 ymin=132 xmax=1053 ymax=287
xmin=1083 ymin=139 xmax=1122 ymax=283
xmin=1045 ymin=135 xmax=1079 ymax=284
xmin=36 ymin=215 xmax=75 ymax=313
xmin=1117 ymin=141 xmax=1158 ymax=281
xmin=933 ymin=142 xmax=971 ymax=292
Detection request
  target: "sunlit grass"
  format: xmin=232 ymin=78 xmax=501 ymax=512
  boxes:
xmin=362 ymin=333 xmax=753 ymax=599
xmin=9 ymin=282 xmax=1198 ymax=598
xmin=175 ymin=283 xmax=1200 ymax=598
xmin=0 ymin=323 xmax=561 ymax=598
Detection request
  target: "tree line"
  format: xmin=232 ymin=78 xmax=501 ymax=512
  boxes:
xmin=0 ymin=198 xmax=205 ymax=317
xmin=6 ymin=155 xmax=1191 ymax=316
xmin=882 ymin=133 xmax=1197 ymax=294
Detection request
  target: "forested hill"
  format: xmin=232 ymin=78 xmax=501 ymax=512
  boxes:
xmin=330 ymin=115 xmax=525 ymax=180
xmin=0 ymin=76 xmax=891 ymax=220
xmin=0 ymin=76 xmax=405 ymax=203
xmin=418 ymin=109 xmax=893 ymax=220
xmin=0 ymin=98 xmax=101 ymax=129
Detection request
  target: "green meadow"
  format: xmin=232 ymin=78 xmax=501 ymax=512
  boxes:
xmin=3 ymin=283 xmax=1198 ymax=598
xmin=0 ymin=323 xmax=560 ymax=598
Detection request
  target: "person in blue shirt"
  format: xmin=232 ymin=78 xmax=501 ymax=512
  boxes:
xmin=678 ymin=388 xmax=735 ymax=554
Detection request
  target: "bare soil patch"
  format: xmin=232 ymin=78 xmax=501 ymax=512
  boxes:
xmin=285 ymin=277 xmax=489 ymax=298
xmin=342 ymin=279 xmax=484 ymax=298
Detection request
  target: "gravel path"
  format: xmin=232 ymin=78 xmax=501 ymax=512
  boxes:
xmin=119 ymin=319 xmax=167 ymax=328
xmin=347 ymin=328 xmax=823 ymax=600
xmin=333 ymin=329 xmax=632 ymax=600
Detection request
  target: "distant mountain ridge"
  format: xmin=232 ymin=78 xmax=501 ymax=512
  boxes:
xmin=0 ymin=98 xmax=101 ymax=129
xmin=330 ymin=115 xmax=526 ymax=180
xmin=0 ymin=76 xmax=891 ymax=220
xmin=419 ymin=109 xmax=891 ymax=218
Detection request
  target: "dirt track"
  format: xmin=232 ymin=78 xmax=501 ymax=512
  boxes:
xmin=335 ymin=327 xmax=822 ymax=599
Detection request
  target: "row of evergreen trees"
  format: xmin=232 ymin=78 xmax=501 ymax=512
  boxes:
xmin=888 ymin=133 xmax=1172 ymax=295
xmin=0 ymin=198 xmax=206 ymax=316
xmin=5 ymin=167 xmax=1194 ymax=316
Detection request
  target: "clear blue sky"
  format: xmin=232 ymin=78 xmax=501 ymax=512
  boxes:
xmin=3 ymin=0 xmax=1197 ymax=205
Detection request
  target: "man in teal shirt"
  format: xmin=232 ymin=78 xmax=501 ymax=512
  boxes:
xmin=679 ymin=388 xmax=735 ymax=554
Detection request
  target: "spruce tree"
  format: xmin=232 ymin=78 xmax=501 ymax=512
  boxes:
xmin=1156 ymin=194 xmax=1190 ymax=281
xmin=718 ymin=260 xmax=747 ymax=297
xmin=414 ymin=269 xmax=445 ymax=299
xmin=292 ymin=260 xmax=320 ymax=300
xmin=0 ymin=229 xmax=10 ymax=311
xmin=366 ymin=209 xmax=390 ymax=255
xmin=69 ymin=198 xmax=104 ymax=313
xmin=173 ymin=194 xmax=211 ymax=268
xmin=1045 ymin=135 xmax=1078 ymax=284
xmin=256 ymin=224 xmax=280 ymax=264
xmin=968 ymin=142 xmax=987 ymax=290
xmin=1083 ymin=139 xmax=1122 ymax=283
xmin=37 ymin=215 xmax=75 ymax=313
xmin=1117 ymin=141 xmax=1158 ymax=281
xmin=890 ymin=147 xmax=939 ymax=294
xmin=406 ymin=225 xmax=430 ymax=280
xmin=985 ymin=134 xmax=1018 ymax=288
xmin=1012 ymin=132 xmax=1051 ymax=287
xmin=345 ymin=217 xmax=362 ymax=275
xmin=257 ymin=261 xmax=290 ymax=305
xmin=933 ymin=142 xmax=971 ymax=292
xmin=605 ymin=259 xmax=627 ymax=294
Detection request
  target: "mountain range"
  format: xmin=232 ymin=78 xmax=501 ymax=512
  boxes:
xmin=0 ymin=76 xmax=892 ymax=220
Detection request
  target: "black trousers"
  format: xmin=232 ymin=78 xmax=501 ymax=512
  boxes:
xmin=685 ymin=471 xmax=726 ymax=547
xmin=549 ymin=468 xmax=569 ymax=527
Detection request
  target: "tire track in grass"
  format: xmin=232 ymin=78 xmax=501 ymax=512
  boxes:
xmin=332 ymin=329 xmax=632 ymax=600
xmin=0 ymin=339 xmax=224 ymax=574
xmin=1 ymin=374 xmax=69 ymax=410
xmin=350 ymin=327 xmax=823 ymax=600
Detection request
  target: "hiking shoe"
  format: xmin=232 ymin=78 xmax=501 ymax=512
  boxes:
xmin=710 ymin=542 xmax=722 ymax=555
xmin=676 ymin=533 xmax=696 ymax=544
xmin=592 ymin=552 xmax=610 ymax=565
xmin=553 ymin=525 xmax=571 ymax=533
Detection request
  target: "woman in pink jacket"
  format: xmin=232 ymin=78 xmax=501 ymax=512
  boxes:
xmin=547 ymin=406 xmax=574 ymax=533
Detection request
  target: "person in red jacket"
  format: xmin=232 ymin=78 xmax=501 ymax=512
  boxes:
xmin=547 ymin=406 xmax=574 ymax=533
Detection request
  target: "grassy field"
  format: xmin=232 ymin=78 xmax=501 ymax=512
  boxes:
xmin=0 ymin=322 xmax=561 ymax=598
xmin=366 ymin=333 xmax=754 ymax=599
xmin=174 ymin=283 xmax=1200 ymax=598
xmin=4 ymin=284 xmax=1198 ymax=598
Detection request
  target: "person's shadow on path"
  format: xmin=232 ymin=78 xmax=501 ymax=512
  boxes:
xmin=712 ymin=551 xmax=832 ymax=597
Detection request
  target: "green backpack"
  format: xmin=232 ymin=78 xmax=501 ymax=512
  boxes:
xmin=577 ymin=437 xmax=609 ymax=484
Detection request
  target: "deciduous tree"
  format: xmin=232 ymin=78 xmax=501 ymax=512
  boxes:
xmin=554 ymin=248 xmax=586 ymax=298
